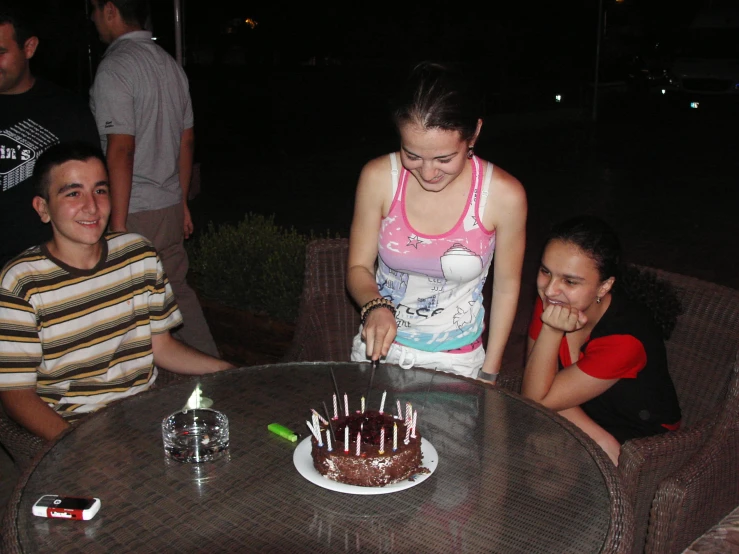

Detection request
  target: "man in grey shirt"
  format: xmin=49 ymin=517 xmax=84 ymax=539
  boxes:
xmin=89 ymin=0 xmax=218 ymax=357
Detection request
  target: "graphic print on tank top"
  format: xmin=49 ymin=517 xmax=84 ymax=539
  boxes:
xmin=376 ymin=155 xmax=496 ymax=352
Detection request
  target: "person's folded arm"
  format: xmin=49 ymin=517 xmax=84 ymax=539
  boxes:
xmin=523 ymin=331 xmax=618 ymax=410
xmin=522 ymin=329 xmax=563 ymax=401
xmin=151 ymin=332 xmax=235 ymax=375
xmin=522 ymin=302 xmax=616 ymax=407
xmin=523 ymin=334 xmax=621 ymax=464
xmin=0 ymin=389 xmax=70 ymax=441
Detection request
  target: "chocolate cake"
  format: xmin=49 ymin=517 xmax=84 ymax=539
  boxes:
xmin=311 ymin=410 xmax=428 ymax=487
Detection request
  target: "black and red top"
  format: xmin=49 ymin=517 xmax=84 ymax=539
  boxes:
xmin=528 ymin=292 xmax=682 ymax=443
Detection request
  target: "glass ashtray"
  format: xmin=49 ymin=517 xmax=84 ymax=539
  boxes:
xmin=162 ymin=408 xmax=229 ymax=463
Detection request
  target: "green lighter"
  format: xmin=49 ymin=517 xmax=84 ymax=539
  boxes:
xmin=268 ymin=423 xmax=298 ymax=442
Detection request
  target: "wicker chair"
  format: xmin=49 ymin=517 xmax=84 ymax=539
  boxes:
xmin=643 ymin=377 xmax=739 ymax=553
xmin=0 ymin=404 xmax=46 ymax=470
xmin=283 ymin=238 xmax=358 ymax=362
xmin=0 ymin=368 xmax=191 ymax=470
xmin=497 ymin=266 xmax=739 ymax=553
xmin=616 ymin=268 xmax=739 ymax=553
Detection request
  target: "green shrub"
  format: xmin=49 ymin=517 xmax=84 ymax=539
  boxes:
xmin=187 ymin=214 xmax=314 ymax=323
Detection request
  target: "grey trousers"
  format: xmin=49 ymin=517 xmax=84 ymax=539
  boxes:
xmin=127 ymin=202 xmax=219 ymax=357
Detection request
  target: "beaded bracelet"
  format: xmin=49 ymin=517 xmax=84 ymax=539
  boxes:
xmin=360 ymin=298 xmax=396 ymax=325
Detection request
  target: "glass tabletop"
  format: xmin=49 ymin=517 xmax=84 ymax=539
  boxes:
xmin=10 ymin=362 xmax=626 ymax=553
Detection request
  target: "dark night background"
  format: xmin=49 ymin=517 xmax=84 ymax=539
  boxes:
xmin=19 ymin=0 xmax=739 ymax=290
xmin=31 ymin=0 xmax=714 ymax=101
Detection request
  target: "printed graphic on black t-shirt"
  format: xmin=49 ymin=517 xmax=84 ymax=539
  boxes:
xmin=0 ymin=119 xmax=59 ymax=192
xmin=0 ymin=79 xmax=99 ymax=266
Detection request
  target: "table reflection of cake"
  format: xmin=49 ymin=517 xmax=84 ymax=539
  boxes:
xmin=440 ymin=243 xmax=482 ymax=283
xmin=308 ymin=397 xmax=428 ymax=487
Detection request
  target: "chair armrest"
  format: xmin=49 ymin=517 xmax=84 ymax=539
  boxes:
xmin=618 ymin=414 xmax=718 ymax=552
xmin=282 ymin=238 xmax=359 ymax=363
xmin=645 ymin=399 xmax=739 ymax=553
xmin=681 ymin=505 xmax=739 ymax=553
xmin=0 ymin=404 xmax=46 ymax=470
xmin=282 ymin=310 xmax=330 ymax=362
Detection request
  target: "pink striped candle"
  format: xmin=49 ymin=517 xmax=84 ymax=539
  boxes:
xmin=344 ymin=393 xmax=349 ymax=417
xmin=404 ymin=422 xmax=411 ymax=445
xmin=361 ymin=396 xmax=365 ymax=414
xmin=411 ymin=410 xmax=418 ymax=438
xmin=379 ymin=427 xmax=385 ymax=454
xmin=393 ymin=422 xmax=398 ymax=451
xmin=396 ymin=400 xmax=402 ymax=420
xmin=344 ymin=426 xmax=349 ymax=452
xmin=405 ymin=402 xmax=412 ymax=426
xmin=332 ymin=394 xmax=338 ymax=420
xmin=379 ymin=391 xmax=387 ymax=414
xmin=356 ymin=432 xmax=361 ymax=456
xmin=312 ymin=409 xmax=328 ymax=426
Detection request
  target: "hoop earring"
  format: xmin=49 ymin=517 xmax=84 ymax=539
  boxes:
xmin=467 ymin=146 xmax=474 ymax=159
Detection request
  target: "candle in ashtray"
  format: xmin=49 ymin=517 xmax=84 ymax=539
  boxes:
xmin=162 ymin=408 xmax=229 ymax=463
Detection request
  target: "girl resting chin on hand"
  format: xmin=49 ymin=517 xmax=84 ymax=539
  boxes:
xmin=521 ymin=216 xmax=682 ymax=466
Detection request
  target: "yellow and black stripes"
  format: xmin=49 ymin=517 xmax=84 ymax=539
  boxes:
xmin=0 ymin=234 xmax=182 ymax=415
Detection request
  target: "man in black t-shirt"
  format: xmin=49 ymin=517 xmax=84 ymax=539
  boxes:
xmin=0 ymin=3 xmax=99 ymax=267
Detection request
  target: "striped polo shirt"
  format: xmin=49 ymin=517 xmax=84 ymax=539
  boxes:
xmin=0 ymin=233 xmax=183 ymax=417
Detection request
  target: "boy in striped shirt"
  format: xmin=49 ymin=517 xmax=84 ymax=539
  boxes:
xmin=0 ymin=142 xmax=234 ymax=440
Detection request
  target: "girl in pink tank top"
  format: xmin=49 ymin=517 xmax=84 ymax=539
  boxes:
xmin=376 ymin=153 xmax=495 ymax=353
xmin=347 ymin=62 xmax=527 ymax=380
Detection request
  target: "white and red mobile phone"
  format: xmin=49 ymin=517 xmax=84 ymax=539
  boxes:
xmin=32 ymin=495 xmax=101 ymax=520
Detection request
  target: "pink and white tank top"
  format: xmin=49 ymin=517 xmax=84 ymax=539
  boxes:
xmin=376 ymin=153 xmax=496 ymax=352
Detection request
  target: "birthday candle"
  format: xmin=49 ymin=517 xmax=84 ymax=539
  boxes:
xmin=314 ymin=414 xmax=324 ymax=447
xmin=327 ymin=431 xmax=333 ymax=452
xmin=344 ymin=393 xmax=349 ymax=416
xmin=379 ymin=427 xmax=385 ymax=454
xmin=393 ymin=422 xmax=398 ymax=451
xmin=405 ymin=402 xmax=412 ymax=426
xmin=361 ymin=396 xmax=365 ymax=414
xmin=356 ymin=432 xmax=361 ymax=456
xmin=312 ymin=409 xmax=328 ymax=426
xmin=379 ymin=391 xmax=386 ymax=414
xmin=344 ymin=426 xmax=349 ymax=452
xmin=411 ymin=410 xmax=418 ymax=438
xmin=332 ymin=394 xmax=338 ymax=420
xmin=396 ymin=400 xmax=402 ymax=420
xmin=404 ymin=422 xmax=411 ymax=445
xmin=306 ymin=420 xmax=322 ymax=445
xmin=312 ymin=413 xmax=321 ymax=446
